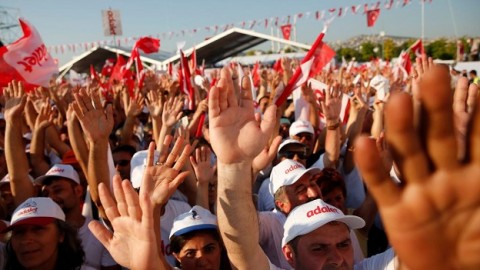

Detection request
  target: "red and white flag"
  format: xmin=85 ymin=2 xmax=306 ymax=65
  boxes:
xmin=280 ymin=24 xmax=292 ymax=40
xmin=274 ymin=25 xmax=334 ymax=106
xmin=101 ymin=58 xmax=115 ymax=76
xmin=409 ymin=39 xmax=424 ymax=57
xmin=180 ymin=50 xmax=195 ymax=110
xmin=134 ymin=37 xmax=160 ymax=53
xmin=366 ymin=9 xmax=380 ymax=27
xmin=0 ymin=18 xmax=58 ymax=90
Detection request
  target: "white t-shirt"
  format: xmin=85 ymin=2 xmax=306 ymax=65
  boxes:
xmin=79 ymin=216 xmax=117 ymax=269
xmin=259 ymin=210 xmax=291 ymax=269
xmin=268 ymin=248 xmax=396 ymax=270
xmin=257 ymin=178 xmax=275 ymax=212
xmin=160 ymin=199 xmax=191 ymax=266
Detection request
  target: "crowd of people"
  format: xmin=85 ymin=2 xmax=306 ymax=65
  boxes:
xmin=0 ymin=51 xmax=478 ymax=270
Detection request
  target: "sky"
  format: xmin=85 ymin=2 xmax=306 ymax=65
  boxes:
xmin=0 ymin=0 xmax=478 ymax=66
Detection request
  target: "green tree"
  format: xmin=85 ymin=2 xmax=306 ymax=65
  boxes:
xmin=359 ymin=41 xmax=376 ymax=61
xmin=426 ymin=39 xmax=455 ymax=60
xmin=382 ymin=39 xmax=398 ymax=60
xmin=336 ymin=47 xmax=360 ymax=61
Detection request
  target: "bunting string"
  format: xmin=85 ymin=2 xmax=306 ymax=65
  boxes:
xmin=47 ymin=0 xmax=432 ymax=55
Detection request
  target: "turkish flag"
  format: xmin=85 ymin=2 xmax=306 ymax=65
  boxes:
xmin=180 ymin=50 xmax=195 ymax=110
xmin=280 ymin=24 xmax=292 ymax=40
xmin=0 ymin=18 xmax=58 ymax=90
xmin=109 ymin=54 xmax=126 ymax=83
xmin=273 ymin=58 xmax=283 ymax=75
xmin=101 ymin=58 xmax=115 ymax=76
xmin=251 ymin=62 xmax=260 ymax=88
xmin=274 ymin=26 xmax=335 ymax=106
xmin=409 ymin=39 xmax=424 ymax=57
xmin=366 ymin=9 xmax=380 ymax=27
xmin=308 ymin=42 xmax=336 ymax=77
xmin=134 ymin=37 xmax=160 ymax=54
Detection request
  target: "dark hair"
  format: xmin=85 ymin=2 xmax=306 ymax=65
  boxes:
xmin=170 ymin=229 xmax=231 ymax=270
xmin=5 ymin=220 xmax=85 ymax=270
xmin=112 ymin=144 xmax=137 ymax=157
xmin=317 ymin=168 xmax=347 ymax=197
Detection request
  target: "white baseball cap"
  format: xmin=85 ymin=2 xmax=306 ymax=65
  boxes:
xmin=130 ymin=149 xmax=161 ymax=189
xmin=269 ymin=159 xmax=321 ymax=196
xmin=169 ymin=205 xmax=218 ymax=238
xmin=289 ymin=120 xmax=314 ymax=137
xmin=277 ymin=139 xmax=305 ymax=154
xmin=282 ymin=199 xmax=365 ymax=246
xmin=34 ymin=164 xmax=80 ymax=185
xmin=4 ymin=197 xmax=65 ymax=232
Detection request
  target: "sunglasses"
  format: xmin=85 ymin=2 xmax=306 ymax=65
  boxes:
xmin=278 ymin=150 xmax=308 ymax=160
xmin=114 ymin=160 xmax=130 ymax=167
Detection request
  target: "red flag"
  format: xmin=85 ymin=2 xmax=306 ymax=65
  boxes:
xmin=274 ymin=26 xmax=333 ymax=106
xmin=101 ymin=58 xmax=115 ymax=76
xmin=400 ymin=51 xmax=412 ymax=74
xmin=0 ymin=18 xmax=58 ymax=90
xmin=309 ymin=42 xmax=336 ymax=77
xmin=273 ymin=58 xmax=283 ymax=75
xmin=90 ymin=64 xmax=99 ymax=81
xmin=180 ymin=50 xmax=195 ymax=110
xmin=280 ymin=24 xmax=292 ymax=40
xmin=409 ymin=39 xmax=424 ymax=57
xmin=109 ymin=54 xmax=126 ymax=83
xmin=366 ymin=9 xmax=380 ymax=27
xmin=252 ymin=62 xmax=260 ymax=88
xmin=168 ymin=62 xmax=173 ymax=77
xmin=134 ymin=37 xmax=160 ymax=54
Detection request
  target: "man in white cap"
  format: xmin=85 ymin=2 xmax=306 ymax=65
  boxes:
xmin=289 ymin=118 xmax=340 ymax=169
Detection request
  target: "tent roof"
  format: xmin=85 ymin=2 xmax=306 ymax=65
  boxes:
xmin=162 ymin=27 xmax=311 ymax=67
xmin=59 ymin=46 xmax=172 ymax=74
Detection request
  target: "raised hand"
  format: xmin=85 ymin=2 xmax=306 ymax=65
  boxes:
xmin=411 ymin=54 xmax=434 ymax=99
xmin=145 ymin=90 xmax=164 ymax=119
xmin=354 ymin=65 xmax=480 ymax=270
xmin=143 ymin=139 xmax=191 ymax=207
xmin=162 ymin=95 xmax=183 ymax=128
xmin=88 ymin=175 xmax=162 ymax=270
xmin=453 ymin=77 xmax=478 ymax=159
xmin=72 ymin=88 xmax=114 ymax=143
xmin=190 ymin=146 xmax=216 ymax=187
xmin=321 ymin=84 xmax=342 ymax=123
xmin=34 ymin=101 xmax=54 ymax=130
xmin=4 ymin=81 xmax=27 ymax=122
xmin=209 ymin=68 xmax=277 ymax=164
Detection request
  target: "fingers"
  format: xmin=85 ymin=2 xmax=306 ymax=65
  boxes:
xmin=88 ymin=220 xmax=113 ymax=250
xmin=418 ymin=65 xmax=459 ymax=170
xmin=122 ymin=180 xmax=141 ymax=221
xmin=354 ymin=136 xmax=400 ymax=207
xmin=209 ymin=85 xmax=221 ymax=118
xmin=385 ymin=92 xmax=430 ymax=182
xmin=99 ymin=179 xmax=120 ymax=222
xmin=468 ymin=93 xmax=480 ymax=163
xmin=453 ymin=77 xmax=469 ymax=113
xmin=260 ymin=104 xmax=277 ymax=137
xmin=173 ymin=142 xmax=191 ymax=171
xmin=221 ymin=67 xmax=238 ymax=108
xmin=164 ymin=137 xmax=184 ymax=167
xmin=466 ymin=83 xmax=478 ymax=114
xmin=112 ymin=176 xmax=128 ymax=217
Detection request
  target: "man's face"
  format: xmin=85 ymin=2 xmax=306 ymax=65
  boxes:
xmin=284 ymin=222 xmax=354 ymax=270
xmin=292 ymin=132 xmax=315 ymax=152
xmin=113 ymin=151 xmax=133 ymax=180
xmin=279 ymin=172 xmax=322 ymax=214
xmin=42 ymin=178 xmax=81 ymax=213
xmin=278 ymin=144 xmax=308 ymax=167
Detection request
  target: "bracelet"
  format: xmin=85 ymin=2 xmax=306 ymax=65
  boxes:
xmin=326 ymin=121 xmax=340 ymax=130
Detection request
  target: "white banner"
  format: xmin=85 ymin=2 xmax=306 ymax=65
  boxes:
xmin=101 ymin=9 xmax=122 ymax=36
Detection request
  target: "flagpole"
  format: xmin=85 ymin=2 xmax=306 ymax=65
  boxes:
xmin=421 ymin=0 xmax=425 ymax=44
xmin=270 ymin=26 xmax=274 ymax=52
xmin=447 ymin=0 xmax=458 ymax=38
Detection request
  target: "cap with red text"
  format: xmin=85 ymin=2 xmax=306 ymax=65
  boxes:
xmin=282 ymin=199 xmax=365 ymax=246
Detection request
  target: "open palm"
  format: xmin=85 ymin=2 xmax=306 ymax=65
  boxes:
xmin=355 ymin=66 xmax=480 ymax=270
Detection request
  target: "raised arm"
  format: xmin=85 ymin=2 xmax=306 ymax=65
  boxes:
xmin=354 ymin=65 xmax=480 ymax=270
xmin=321 ymin=85 xmax=342 ymax=168
xmin=4 ymin=81 xmax=36 ymax=205
xmin=210 ymin=68 xmax=277 ymax=269
xmin=72 ymin=88 xmax=114 ymax=220
xmin=29 ymin=101 xmax=54 ymax=177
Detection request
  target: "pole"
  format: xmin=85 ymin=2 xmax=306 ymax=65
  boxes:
xmin=421 ymin=0 xmax=425 ymax=43
xmin=270 ymin=26 xmax=274 ymax=52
